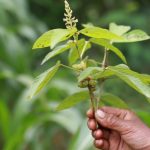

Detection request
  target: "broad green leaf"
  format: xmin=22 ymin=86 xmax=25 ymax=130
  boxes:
xmin=33 ymin=28 xmax=77 ymax=49
xmin=111 ymin=64 xmax=150 ymax=85
xmin=41 ymin=42 xmax=72 ymax=65
xmin=114 ymin=29 xmax=150 ymax=43
xmin=79 ymin=26 xmax=124 ymax=41
xmin=109 ymin=22 xmax=131 ymax=36
xmin=28 ymin=61 xmax=60 ymax=99
xmin=56 ymin=91 xmax=89 ymax=111
xmin=93 ymin=64 xmax=150 ymax=101
xmin=78 ymin=67 xmax=103 ymax=82
xmin=109 ymin=65 xmax=150 ymax=101
xmin=90 ymin=38 xmax=127 ymax=64
xmin=93 ymin=64 xmax=128 ymax=79
xmin=100 ymin=93 xmax=129 ymax=109
xmin=68 ymin=39 xmax=91 ymax=65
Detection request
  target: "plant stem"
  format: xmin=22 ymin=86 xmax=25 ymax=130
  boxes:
xmin=73 ymin=33 xmax=82 ymax=61
xmin=102 ymin=48 xmax=108 ymax=69
xmin=88 ymin=85 xmax=95 ymax=111
xmin=97 ymin=48 xmax=109 ymax=110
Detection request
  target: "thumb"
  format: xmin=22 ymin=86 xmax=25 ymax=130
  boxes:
xmin=95 ymin=109 xmax=127 ymax=133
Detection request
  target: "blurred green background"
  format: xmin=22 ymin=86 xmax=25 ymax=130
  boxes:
xmin=0 ymin=0 xmax=150 ymax=150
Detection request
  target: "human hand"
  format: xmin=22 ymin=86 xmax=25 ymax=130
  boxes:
xmin=87 ymin=107 xmax=150 ymax=150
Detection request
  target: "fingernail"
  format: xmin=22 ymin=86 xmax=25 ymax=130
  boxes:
xmin=95 ymin=110 xmax=105 ymax=119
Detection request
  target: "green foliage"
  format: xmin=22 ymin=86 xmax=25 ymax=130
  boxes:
xmin=109 ymin=22 xmax=131 ymax=36
xmin=1 ymin=0 xmax=150 ymax=149
xmin=109 ymin=23 xmax=150 ymax=43
xmin=42 ymin=42 xmax=72 ymax=64
xmin=93 ymin=64 xmax=150 ymax=101
xmin=78 ymin=67 xmax=102 ymax=82
xmin=30 ymin=0 xmax=150 ymax=112
xmin=100 ymin=93 xmax=129 ymax=109
xmin=0 ymin=100 xmax=10 ymax=140
xmin=28 ymin=61 xmax=60 ymax=99
xmin=68 ymin=39 xmax=91 ymax=65
xmin=56 ymin=91 xmax=89 ymax=111
xmin=33 ymin=28 xmax=77 ymax=49
xmin=90 ymin=38 xmax=127 ymax=63
xmin=79 ymin=26 xmax=124 ymax=40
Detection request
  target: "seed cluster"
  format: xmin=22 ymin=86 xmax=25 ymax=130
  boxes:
xmin=78 ymin=78 xmax=97 ymax=91
xmin=63 ymin=0 xmax=78 ymax=29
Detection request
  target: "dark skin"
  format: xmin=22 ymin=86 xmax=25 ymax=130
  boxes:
xmin=87 ymin=107 xmax=150 ymax=150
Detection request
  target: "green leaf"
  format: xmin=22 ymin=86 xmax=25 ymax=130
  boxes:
xmin=33 ymin=28 xmax=77 ymax=49
xmin=93 ymin=68 xmax=114 ymax=79
xmin=109 ymin=22 xmax=131 ymax=36
xmin=110 ymin=64 xmax=150 ymax=85
xmin=90 ymin=38 xmax=127 ymax=64
xmin=78 ymin=67 xmax=103 ymax=82
xmin=93 ymin=64 xmax=150 ymax=101
xmin=141 ymin=74 xmax=150 ymax=84
xmin=79 ymin=26 xmax=124 ymax=41
xmin=28 ymin=61 xmax=60 ymax=99
xmin=114 ymin=29 xmax=150 ymax=43
xmin=68 ymin=39 xmax=91 ymax=65
xmin=100 ymin=93 xmax=129 ymax=109
xmin=56 ymin=91 xmax=89 ymax=111
xmin=41 ymin=42 xmax=72 ymax=65
xmin=109 ymin=65 xmax=150 ymax=100
xmin=0 ymin=100 xmax=10 ymax=140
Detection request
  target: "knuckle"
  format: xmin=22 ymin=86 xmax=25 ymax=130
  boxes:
xmin=105 ymin=114 xmax=117 ymax=127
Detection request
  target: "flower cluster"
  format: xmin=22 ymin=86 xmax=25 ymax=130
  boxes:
xmin=63 ymin=0 xmax=78 ymax=29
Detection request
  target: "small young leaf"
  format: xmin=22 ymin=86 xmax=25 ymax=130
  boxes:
xmin=90 ymin=38 xmax=127 ymax=64
xmin=100 ymin=93 xmax=129 ymax=109
xmin=79 ymin=26 xmax=124 ymax=41
xmin=109 ymin=22 xmax=131 ymax=36
xmin=28 ymin=61 xmax=60 ymax=99
xmin=33 ymin=28 xmax=77 ymax=49
xmin=56 ymin=91 xmax=89 ymax=111
xmin=114 ymin=29 xmax=150 ymax=43
xmin=41 ymin=42 xmax=72 ymax=65
xmin=78 ymin=67 xmax=103 ymax=82
xmin=68 ymin=39 xmax=91 ymax=65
